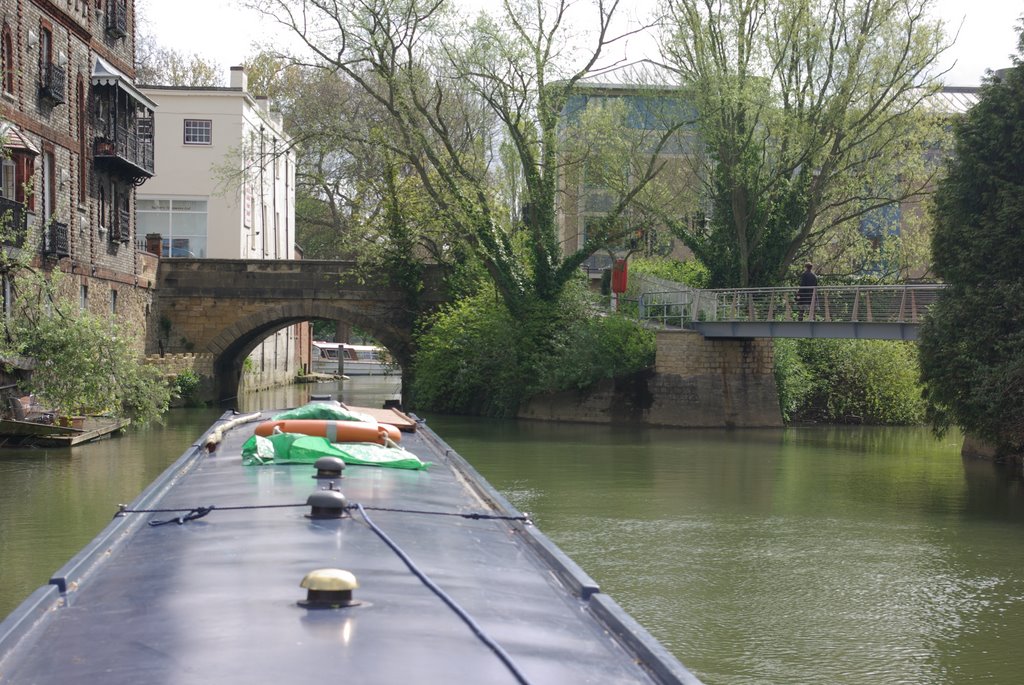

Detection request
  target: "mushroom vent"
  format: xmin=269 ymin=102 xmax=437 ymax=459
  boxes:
xmin=313 ymin=456 xmax=345 ymax=479
xmin=299 ymin=568 xmax=361 ymax=609
xmin=306 ymin=489 xmax=347 ymax=519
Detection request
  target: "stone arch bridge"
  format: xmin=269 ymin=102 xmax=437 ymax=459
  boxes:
xmin=148 ymin=259 xmax=447 ymax=403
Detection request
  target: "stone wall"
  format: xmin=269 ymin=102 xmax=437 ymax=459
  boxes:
xmin=518 ymin=330 xmax=782 ymax=428
xmin=143 ymin=352 xmax=215 ymax=378
xmin=143 ymin=352 xmax=216 ymax=404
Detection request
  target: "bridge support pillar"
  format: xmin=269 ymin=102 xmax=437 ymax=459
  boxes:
xmin=647 ymin=330 xmax=781 ymax=428
xmin=519 ymin=330 xmax=782 ymax=428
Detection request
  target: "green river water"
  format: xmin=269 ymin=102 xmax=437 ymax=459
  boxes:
xmin=2 ymin=377 xmax=1023 ymax=684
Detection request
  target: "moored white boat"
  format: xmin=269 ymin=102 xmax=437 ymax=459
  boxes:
xmin=311 ymin=341 xmax=392 ymax=376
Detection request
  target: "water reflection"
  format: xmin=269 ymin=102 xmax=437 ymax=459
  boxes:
xmin=427 ymin=419 xmax=1024 ymax=685
xmin=235 ymin=376 xmax=401 ymax=413
xmin=0 ymin=407 xmax=222 ymax=618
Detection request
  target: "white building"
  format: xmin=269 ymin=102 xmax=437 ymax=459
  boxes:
xmin=139 ymin=67 xmax=305 ymax=391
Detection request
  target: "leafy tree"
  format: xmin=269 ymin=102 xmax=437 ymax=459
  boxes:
xmin=919 ymin=27 xmax=1024 ymax=456
xmin=658 ymin=0 xmax=950 ymax=287
xmin=6 ymin=271 xmax=170 ymax=423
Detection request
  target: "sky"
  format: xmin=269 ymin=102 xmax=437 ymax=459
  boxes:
xmin=139 ymin=0 xmax=1022 ymax=87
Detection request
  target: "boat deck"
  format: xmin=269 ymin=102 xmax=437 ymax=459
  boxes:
xmin=0 ymin=408 xmax=700 ymax=684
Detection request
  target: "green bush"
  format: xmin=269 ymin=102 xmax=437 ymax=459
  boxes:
xmin=411 ymin=287 xmax=527 ymax=416
xmin=772 ymin=339 xmax=813 ymax=422
xmin=774 ymin=338 xmax=925 ymax=424
xmin=630 ymin=256 xmax=710 ymax=288
xmin=19 ymin=308 xmax=170 ymax=423
xmin=172 ymin=369 xmax=202 ymax=406
xmin=412 ymin=282 xmax=655 ymax=416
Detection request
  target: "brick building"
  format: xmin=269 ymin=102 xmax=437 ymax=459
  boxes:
xmin=0 ymin=0 xmax=155 ymax=347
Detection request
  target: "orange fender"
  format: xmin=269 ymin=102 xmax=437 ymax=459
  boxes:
xmin=254 ymin=419 xmax=401 ymax=444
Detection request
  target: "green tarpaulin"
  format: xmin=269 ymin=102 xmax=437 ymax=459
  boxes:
xmin=271 ymin=402 xmax=375 ymax=423
xmin=242 ymin=433 xmax=428 ymax=470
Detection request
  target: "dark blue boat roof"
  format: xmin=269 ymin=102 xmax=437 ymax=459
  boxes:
xmin=0 ymin=409 xmax=701 ymax=684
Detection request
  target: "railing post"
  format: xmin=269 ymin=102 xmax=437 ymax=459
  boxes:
xmin=852 ymin=289 xmax=860 ymax=322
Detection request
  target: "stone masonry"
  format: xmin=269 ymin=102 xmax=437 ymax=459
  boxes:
xmin=150 ymin=259 xmax=448 ymax=402
xmin=519 ymin=329 xmax=783 ymax=428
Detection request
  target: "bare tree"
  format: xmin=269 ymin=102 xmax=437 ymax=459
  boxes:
xmin=246 ymin=0 xmax=678 ymax=314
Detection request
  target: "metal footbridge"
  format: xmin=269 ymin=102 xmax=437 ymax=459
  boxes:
xmin=638 ymin=284 xmax=943 ymax=340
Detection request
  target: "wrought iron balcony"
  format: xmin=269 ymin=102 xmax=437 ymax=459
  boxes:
xmin=39 ymin=62 xmax=67 ymax=105
xmin=43 ymin=221 xmax=70 ymax=258
xmin=0 ymin=196 xmax=28 ymax=247
xmin=93 ymin=124 xmax=154 ymax=181
xmin=106 ymin=1 xmax=128 ymax=39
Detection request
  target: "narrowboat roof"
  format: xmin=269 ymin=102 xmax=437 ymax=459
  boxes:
xmin=0 ymin=407 xmax=701 ymax=684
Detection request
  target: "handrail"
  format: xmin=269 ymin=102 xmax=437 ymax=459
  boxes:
xmin=639 ymin=284 xmax=945 ymax=328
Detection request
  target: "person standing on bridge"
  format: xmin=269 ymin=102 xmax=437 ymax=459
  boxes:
xmin=797 ymin=262 xmax=818 ymax=321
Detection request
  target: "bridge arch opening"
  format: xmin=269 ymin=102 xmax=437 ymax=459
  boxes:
xmin=207 ymin=303 xmax=411 ymax=404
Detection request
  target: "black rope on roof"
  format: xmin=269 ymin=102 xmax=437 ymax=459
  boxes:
xmin=114 ymin=502 xmax=531 ymax=525
xmin=352 ymin=502 xmax=534 ymax=685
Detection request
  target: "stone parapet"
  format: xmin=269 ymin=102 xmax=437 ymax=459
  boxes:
xmin=144 ymin=353 xmax=215 ymax=378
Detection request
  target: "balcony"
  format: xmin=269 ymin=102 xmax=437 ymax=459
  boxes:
xmin=39 ymin=62 xmax=67 ymax=106
xmin=43 ymin=221 xmax=70 ymax=258
xmin=93 ymin=124 xmax=154 ymax=182
xmin=105 ymin=1 xmax=128 ymax=39
xmin=0 ymin=196 xmax=28 ymax=247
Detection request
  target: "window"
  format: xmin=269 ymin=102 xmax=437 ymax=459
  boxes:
xmin=183 ymin=119 xmax=212 ymax=145
xmin=41 ymin=149 xmax=54 ymax=223
xmin=39 ymin=27 xmax=52 ymax=73
xmin=136 ymin=197 xmax=208 ymax=257
xmin=79 ymin=283 xmax=88 ymax=311
xmin=0 ymin=158 xmax=14 ymax=199
xmin=137 ymin=117 xmax=153 ymax=142
xmin=110 ymin=289 xmax=117 ymax=315
xmin=0 ymin=148 xmax=35 ymax=208
xmin=98 ymin=184 xmax=106 ymax=231
xmin=1 ymin=25 xmax=13 ymax=95
xmin=78 ymin=78 xmax=87 ymax=198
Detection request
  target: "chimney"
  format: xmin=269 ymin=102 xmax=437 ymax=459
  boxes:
xmin=230 ymin=66 xmax=247 ymax=92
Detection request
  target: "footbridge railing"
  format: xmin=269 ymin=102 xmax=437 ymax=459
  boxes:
xmin=638 ymin=284 xmax=945 ymax=339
